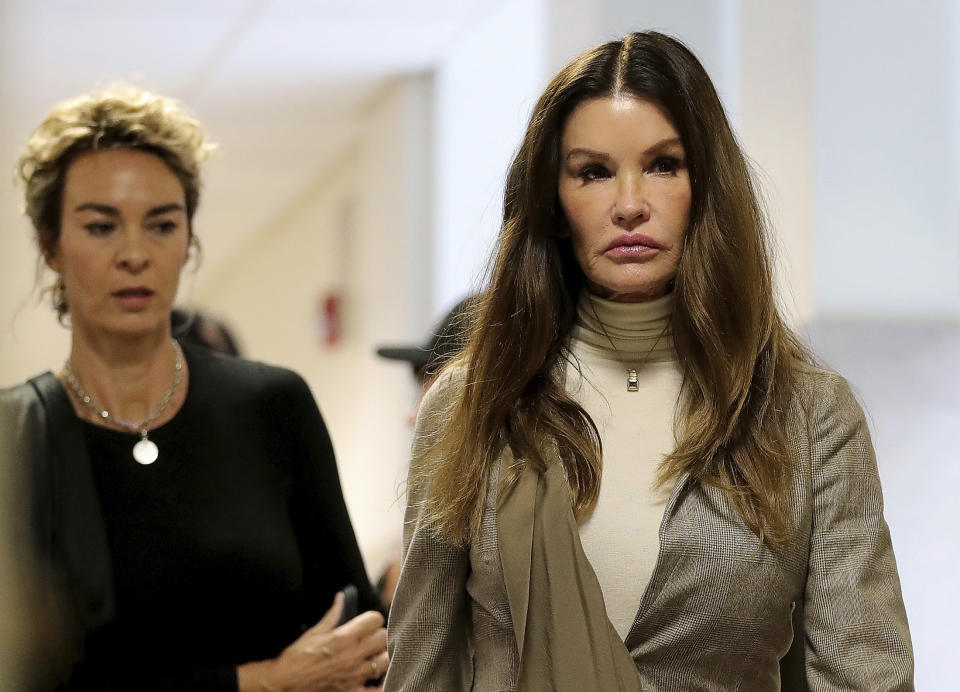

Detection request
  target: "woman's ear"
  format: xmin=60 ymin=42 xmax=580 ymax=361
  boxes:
xmin=43 ymin=247 xmax=61 ymax=274
xmin=39 ymin=228 xmax=61 ymax=272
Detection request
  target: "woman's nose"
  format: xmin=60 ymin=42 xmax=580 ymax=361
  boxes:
xmin=116 ymin=230 xmax=149 ymax=271
xmin=611 ymin=175 xmax=649 ymax=227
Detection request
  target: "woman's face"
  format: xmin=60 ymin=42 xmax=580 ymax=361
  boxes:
xmin=47 ymin=149 xmax=190 ymax=338
xmin=558 ymin=94 xmax=691 ymax=302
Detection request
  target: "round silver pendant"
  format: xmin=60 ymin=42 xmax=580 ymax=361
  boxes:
xmin=132 ymin=438 xmax=159 ymax=465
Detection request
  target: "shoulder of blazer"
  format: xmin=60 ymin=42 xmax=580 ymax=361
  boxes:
xmin=787 ymin=362 xmax=863 ymax=436
xmin=1 ymin=374 xmax=58 ymax=555
xmin=5 ymin=372 xmax=115 ymax=632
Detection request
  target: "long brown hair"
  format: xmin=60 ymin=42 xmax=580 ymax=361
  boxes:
xmin=416 ymin=31 xmax=811 ymax=546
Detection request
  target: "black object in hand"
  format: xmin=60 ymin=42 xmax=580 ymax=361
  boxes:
xmin=337 ymin=584 xmax=359 ymax=626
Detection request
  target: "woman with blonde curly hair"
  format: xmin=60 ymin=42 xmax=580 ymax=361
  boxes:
xmin=1 ymin=86 xmax=387 ymax=691
xmin=384 ymin=32 xmax=912 ymax=691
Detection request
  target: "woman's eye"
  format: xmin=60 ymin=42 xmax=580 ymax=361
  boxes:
xmin=578 ymin=165 xmax=610 ymax=181
xmin=651 ymin=157 xmax=683 ymax=176
xmin=151 ymin=221 xmax=179 ymax=235
xmin=83 ymin=222 xmax=114 ymax=236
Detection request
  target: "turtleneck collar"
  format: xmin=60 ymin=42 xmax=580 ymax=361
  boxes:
xmin=573 ymin=290 xmax=675 ymax=363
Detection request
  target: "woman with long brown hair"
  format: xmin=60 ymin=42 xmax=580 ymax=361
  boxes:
xmin=384 ymin=32 xmax=913 ymax=691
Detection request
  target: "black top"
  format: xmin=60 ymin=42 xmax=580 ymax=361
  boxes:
xmin=60 ymin=343 xmax=380 ymax=690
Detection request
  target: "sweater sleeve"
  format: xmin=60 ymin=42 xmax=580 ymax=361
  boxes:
xmin=383 ymin=370 xmax=473 ymax=691
xmin=799 ymin=373 xmax=913 ymax=690
xmin=284 ymin=374 xmax=384 ymax=622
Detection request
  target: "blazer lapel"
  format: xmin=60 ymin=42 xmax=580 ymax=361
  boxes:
xmin=623 ymin=473 xmax=689 ymax=649
xmin=30 ymin=372 xmax=115 ymax=630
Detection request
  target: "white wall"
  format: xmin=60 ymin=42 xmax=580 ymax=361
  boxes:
xmin=431 ymin=0 xmax=547 ymax=313
xmin=814 ymin=0 xmax=960 ymax=318
xmin=0 ymin=117 xmax=71 ymax=386
xmin=738 ymin=1 xmax=815 ymax=324
xmin=193 ymin=75 xmax=434 ymax=575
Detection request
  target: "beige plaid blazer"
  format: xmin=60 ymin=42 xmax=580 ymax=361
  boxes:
xmin=384 ymin=364 xmax=913 ymax=691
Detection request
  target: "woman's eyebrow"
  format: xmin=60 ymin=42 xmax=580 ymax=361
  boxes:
xmin=564 ymin=137 xmax=684 ymax=161
xmin=73 ymin=202 xmax=185 ymax=217
xmin=74 ymin=202 xmax=118 ymax=215
xmin=643 ymin=137 xmax=683 ymax=155
xmin=564 ymin=148 xmax=610 ymax=161
xmin=145 ymin=203 xmax=186 ymax=218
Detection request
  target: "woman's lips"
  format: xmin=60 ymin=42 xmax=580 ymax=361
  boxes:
xmin=604 ymin=234 xmax=664 ymax=258
xmin=606 ymin=244 xmax=658 ymax=258
xmin=112 ymin=287 xmax=154 ymax=309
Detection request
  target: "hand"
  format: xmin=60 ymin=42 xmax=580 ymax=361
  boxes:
xmin=237 ymin=592 xmax=388 ymax=691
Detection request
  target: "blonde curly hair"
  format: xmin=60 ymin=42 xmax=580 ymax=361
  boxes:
xmin=14 ymin=84 xmax=216 ymax=319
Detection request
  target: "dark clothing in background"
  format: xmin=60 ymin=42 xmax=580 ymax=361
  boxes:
xmin=1 ymin=343 xmax=380 ymax=690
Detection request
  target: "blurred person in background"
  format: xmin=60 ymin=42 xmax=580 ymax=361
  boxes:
xmin=374 ymin=295 xmax=476 ymax=606
xmin=1 ymin=85 xmax=386 ymax=691
xmin=376 ymin=295 xmax=476 ymax=427
xmin=385 ymin=32 xmax=912 ymax=691
xmin=171 ymin=307 xmax=242 ymax=357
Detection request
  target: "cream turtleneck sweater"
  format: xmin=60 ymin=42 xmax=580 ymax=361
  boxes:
xmin=565 ymin=290 xmax=682 ymax=639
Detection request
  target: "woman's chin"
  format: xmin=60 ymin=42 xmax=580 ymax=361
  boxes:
xmin=586 ymin=280 xmax=673 ymax=303
xmin=78 ymin=314 xmax=172 ymax=340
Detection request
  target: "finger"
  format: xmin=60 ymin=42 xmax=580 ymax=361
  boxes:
xmin=336 ymin=609 xmax=384 ymax=639
xmin=356 ymin=626 xmax=387 ymax=660
xmin=369 ymin=650 xmax=389 ymax=681
xmin=357 ymin=649 xmax=389 ymax=684
xmin=305 ymin=591 xmax=344 ymax=636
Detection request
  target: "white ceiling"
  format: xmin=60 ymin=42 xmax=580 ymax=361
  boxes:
xmin=1 ymin=0 xmax=500 ymax=102
xmin=0 ymin=0 xmax=505 ymax=278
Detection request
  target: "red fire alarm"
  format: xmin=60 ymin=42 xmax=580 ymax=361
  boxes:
xmin=319 ymin=291 xmax=343 ymax=347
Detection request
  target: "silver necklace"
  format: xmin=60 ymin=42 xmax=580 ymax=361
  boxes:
xmin=587 ymin=296 xmax=668 ymax=392
xmin=63 ymin=340 xmax=184 ymax=465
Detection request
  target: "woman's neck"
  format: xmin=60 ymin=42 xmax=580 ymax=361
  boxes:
xmin=63 ymin=324 xmax=186 ymax=427
xmin=574 ymin=290 xmax=675 ymax=362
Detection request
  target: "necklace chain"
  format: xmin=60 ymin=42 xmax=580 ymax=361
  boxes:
xmin=63 ymin=340 xmax=184 ymax=437
xmin=586 ymin=296 xmax=668 ymax=392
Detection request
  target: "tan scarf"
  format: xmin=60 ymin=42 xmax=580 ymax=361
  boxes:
xmin=498 ymin=461 xmax=644 ymax=691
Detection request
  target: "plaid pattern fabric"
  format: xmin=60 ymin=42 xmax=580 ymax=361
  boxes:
xmin=384 ymin=365 xmax=913 ymax=691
